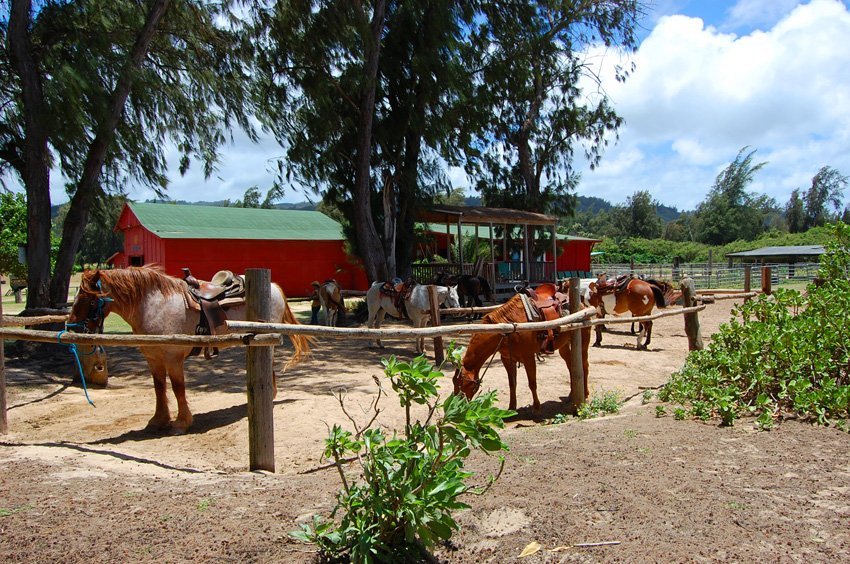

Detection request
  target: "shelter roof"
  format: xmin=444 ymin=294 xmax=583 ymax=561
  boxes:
xmin=418 ymin=205 xmax=557 ymax=226
xmin=419 ymin=222 xmax=599 ymax=243
xmin=725 ymin=245 xmax=826 ymax=258
xmin=120 ymin=202 xmax=344 ymax=240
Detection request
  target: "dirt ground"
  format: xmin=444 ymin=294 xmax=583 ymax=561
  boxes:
xmin=1 ymin=298 xmax=848 ymax=563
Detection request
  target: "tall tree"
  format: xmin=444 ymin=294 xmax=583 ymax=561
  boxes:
xmin=255 ymin=0 xmax=472 ymax=281
xmin=611 ymin=190 xmax=663 ymax=239
xmin=785 ymin=188 xmax=805 ymax=233
xmin=693 ymin=147 xmax=773 ymax=245
xmin=462 ymin=1 xmax=642 ymax=215
xmin=803 ymin=166 xmax=847 ymax=229
xmin=2 ymin=0 xmax=257 ymax=307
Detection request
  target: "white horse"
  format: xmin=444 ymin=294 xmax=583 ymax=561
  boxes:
xmin=318 ymin=279 xmax=345 ymax=327
xmin=366 ymin=282 xmax=461 ymax=353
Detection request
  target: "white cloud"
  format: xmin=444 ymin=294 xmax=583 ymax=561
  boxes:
xmin=577 ymin=0 xmax=850 ymax=210
xmin=727 ymin=0 xmax=805 ymax=30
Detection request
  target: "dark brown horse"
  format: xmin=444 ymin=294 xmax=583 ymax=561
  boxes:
xmin=67 ymin=266 xmax=312 ymax=433
xmin=588 ymin=277 xmax=672 ymax=349
xmin=452 ymin=293 xmax=591 ymax=411
xmin=434 ymin=272 xmax=494 ymax=319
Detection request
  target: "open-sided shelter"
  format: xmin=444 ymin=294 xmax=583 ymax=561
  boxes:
xmin=415 ymin=204 xmax=599 ymax=295
xmin=112 ymin=202 xmax=368 ymax=297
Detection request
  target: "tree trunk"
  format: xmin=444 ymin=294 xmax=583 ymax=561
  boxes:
xmin=351 ymin=0 xmax=389 ymax=283
xmin=9 ymin=0 xmax=52 ymax=309
xmin=49 ymin=0 xmax=172 ymax=306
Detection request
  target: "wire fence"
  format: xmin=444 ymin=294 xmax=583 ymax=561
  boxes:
xmin=590 ymin=262 xmax=820 ymax=290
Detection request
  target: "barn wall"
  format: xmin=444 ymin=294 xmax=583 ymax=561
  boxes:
xmin=122 ymin=225 xmax=165 ymax=267
xmin=159 ymin=239 xmax=368 ymax=297
xmin=555 ymin=240 xmax=595 ymax=274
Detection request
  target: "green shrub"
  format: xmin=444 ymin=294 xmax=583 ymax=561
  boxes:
xmin=291 ymin=353 xmax=515 ymax=562
xmin=661 ymin=222 xmax=850 ymax=428
xmin=576 ymin=390 xmax=622 ymax=420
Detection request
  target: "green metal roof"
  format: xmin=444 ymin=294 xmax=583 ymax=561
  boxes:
xmin=128 ymin=202 xmax=344 ymax=240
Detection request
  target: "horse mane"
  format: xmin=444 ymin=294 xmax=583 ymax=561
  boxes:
xmin=482 ymin=294 xmax=525 ymax=325
xmin=86 ymin=266 xmax=186 ymax=310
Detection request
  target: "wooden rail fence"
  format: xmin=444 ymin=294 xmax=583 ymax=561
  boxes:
xmin=1 ymin=269 xmax=773 ymax=470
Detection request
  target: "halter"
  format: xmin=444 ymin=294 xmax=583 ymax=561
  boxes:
xmin=452 ymin=333 xmax=507 ymax=397
xmin=66 ymin=279 xmax=113 ymax=335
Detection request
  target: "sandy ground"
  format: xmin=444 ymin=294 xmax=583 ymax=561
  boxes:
xmin=1 ymin=298 xmax=848 ymax=562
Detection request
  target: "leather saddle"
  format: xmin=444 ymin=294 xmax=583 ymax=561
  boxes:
xmin=518 ymin=282 xmax=570 ymax=354
xmin=379 ymin=278 xmax=415 ymax=319
xmin=183 ymin=267 xmax=247 ymax=358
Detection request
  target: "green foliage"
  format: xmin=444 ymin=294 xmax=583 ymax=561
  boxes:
xmin=291 ymin=352 xmax=515 ymax=562
xmin=0 ymin=192 xmax=28 ymax=279
xmin=576 ymin=390 xmax=622 ymax=420
xmin=692 ymin=147 xmax=775 ymax=245
xmin=660 ymin=223 xmax=850 ymax=428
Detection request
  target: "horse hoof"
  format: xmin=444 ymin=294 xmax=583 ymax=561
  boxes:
xmin=592 ymin=342 xmax=601 ymax=348
xmin=145 ymin=417 xmax=171 ymax=432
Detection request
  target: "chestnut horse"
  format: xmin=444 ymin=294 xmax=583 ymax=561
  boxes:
xmin=588 ymin=278 xmax=672 ymax=349
xmin=453 ymin=293 xmax=591 ymax=411
xmin=67 ymin=266 xmax=312 ymax=433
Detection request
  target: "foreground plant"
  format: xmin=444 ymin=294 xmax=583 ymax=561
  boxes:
xmin=291 ymin=351 xmax=515 ymax=562
xmin=661 ymin=222 xmax=850 ymax=428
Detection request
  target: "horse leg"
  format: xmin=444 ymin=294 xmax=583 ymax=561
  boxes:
xmin=522 ymin=353 xmax=541 ymax=411
xmin=501 ymin=356 xmax=519 ymax=411
xmin=370 ymin=309 xmax=386 ymax=348
xmin=167 ymin=357 xmax=193 ymax=434
xmin=642 ymin=320 xmax=653 ymax=349
xmin=145 ymin=357 xmax=172 ymax=430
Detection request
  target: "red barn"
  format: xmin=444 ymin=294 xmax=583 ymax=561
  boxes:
xmin=113 ymin=202 xmax=368 ymax=297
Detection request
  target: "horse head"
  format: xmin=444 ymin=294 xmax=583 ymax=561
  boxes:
xmin=445 ymin=284 xmax=461 ymax=308
xmin=452 ymin=364 xmax=481 ymax=400
xmin=67 ymin=269 xmax=113 ymax=334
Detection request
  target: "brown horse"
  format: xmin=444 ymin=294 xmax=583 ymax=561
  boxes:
xmin=67 ymin=266 xmax=312 ymax=433
xmin=452 ymin=293 xmax=591 ymax=411
xmin=588 ymin=277 xmax=671 ymax=349
xmin=318 ymin=279 xmax=346 ymax=327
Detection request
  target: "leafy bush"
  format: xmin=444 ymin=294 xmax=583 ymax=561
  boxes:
xmin=576 ymin=390 xmax=622 ymax=419
xmin=291 ymin=353 xmax=515 ymax=562
xmin=660 ymin=222 xmax=850 ymax=428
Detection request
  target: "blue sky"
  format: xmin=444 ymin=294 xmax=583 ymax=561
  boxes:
xmin=21 ymin=0 xmax=850 ymax=213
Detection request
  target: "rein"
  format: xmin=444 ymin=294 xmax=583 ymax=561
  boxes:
xmin=454 ymin=333 xmax=507 ymax=397
xmin=62 ymin=279 xmax=112 ymax=407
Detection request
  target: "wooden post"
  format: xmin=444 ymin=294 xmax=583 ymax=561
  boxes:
xmin=744 ymin=265 xmax=752 ymax=302
xmin=1 ymin=291 xmax=7 ymax=434
xmin=681 ymin=277 xmax=703 ymax=351
xmin=568 ymin=277 xmax=585 ymax=408
xmin=761 ymin=266 xmax=772 ymax=295
xmin=245 ymin=268 xmax=275 ymax=472
xmin=427 ymin=285 xmax=445 ymax=365
xmin=630 ymin=257 xmax=635 ymax=276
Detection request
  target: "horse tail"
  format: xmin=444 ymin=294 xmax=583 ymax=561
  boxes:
xmin=648 ymin=283 xmax=667 ymax=308
xmin=281 ymin=300 xmax=315 ymax=366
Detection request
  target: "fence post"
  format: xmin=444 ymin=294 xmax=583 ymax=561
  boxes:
xmin=427 ymin=285 xmax=445 ymax=365
xmin=761 ymin=266 xmax=772 ymax=295
xmin=568 ymin=277 xmax=585 ymax=408
xmin=245 ymin=269 xmax=275 ymax=472
xmin=681 ymin=277 xmax=703 ymax=351
xmin=744 ymin=265 xmax=752 ymax=302
xmin=1 ymin=293 xmax=7 ymax=434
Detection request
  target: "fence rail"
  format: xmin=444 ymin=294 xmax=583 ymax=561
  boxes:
xmin=592 ymin=262 xmax=819 ymax=289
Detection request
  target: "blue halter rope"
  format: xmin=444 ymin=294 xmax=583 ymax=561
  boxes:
xmin=62 ymin=280 xmax=113 ymax=407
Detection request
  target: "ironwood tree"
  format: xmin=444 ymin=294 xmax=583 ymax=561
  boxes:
xmin=803 ymin=166 xmax=847 ymax=229
xmin=692 ymin=147 xmax=776 ymax=245
xmin=2 ymin=0 xmax=258 ymax=308
xmin=254 ymin=0 xmax=473 ymax=281
xmin=461 ymin=1 xmax=642 ymax=216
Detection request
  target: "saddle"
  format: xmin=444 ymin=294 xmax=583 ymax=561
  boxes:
xmin=379 ymin=278 xmax=415 ymax=319
xmin=183 ymin=267 xmax=247 ymax=358
xmin=518 ymin=283 xmax=570 ymax=354
xmin=595 ymin=274 xmax=631 ymax=295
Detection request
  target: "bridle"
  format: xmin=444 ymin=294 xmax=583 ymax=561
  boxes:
xmin=452 ymin=333 xmax=508 ymax=398
xmin=67 ymin=280 xmax=112 ymax=335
